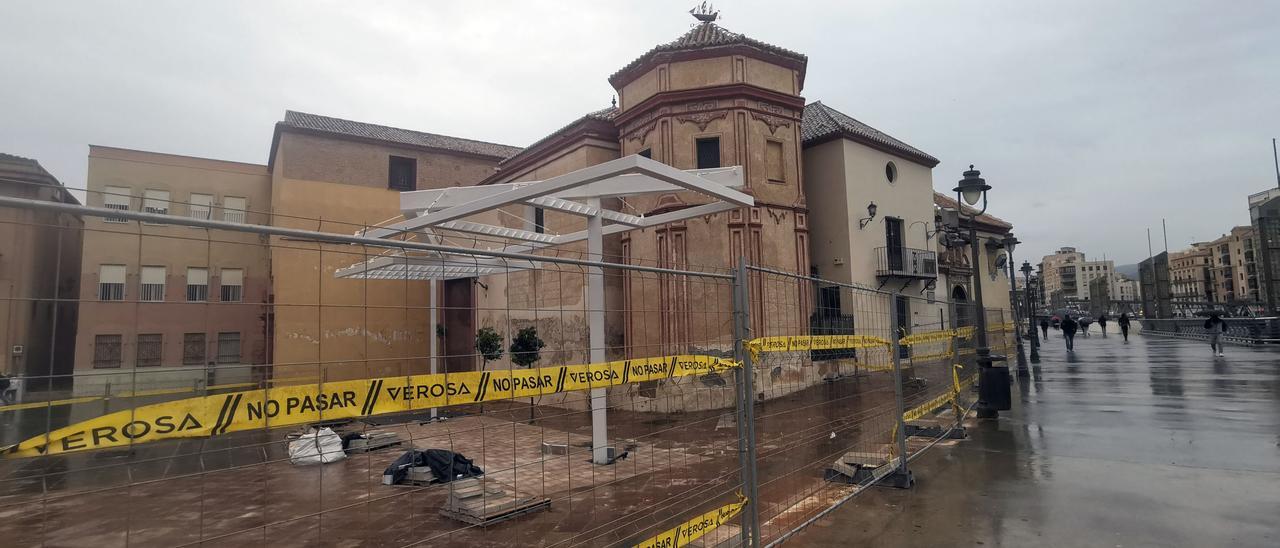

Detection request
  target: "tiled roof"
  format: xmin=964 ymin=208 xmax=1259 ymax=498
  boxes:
xmin=611 ymin=22 xmax=806 ymax=85
xmin=279 ymin=111 xmax=523 ymax=160
xmin=802 ymin=102 xmax=939 ymax=167
xmin=934 ymin=192 xmax=1013 ymax=230
xmin=498 ymin=106 xmax=618 ymax=167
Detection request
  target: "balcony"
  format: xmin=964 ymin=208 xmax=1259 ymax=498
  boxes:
xmin=875 ymin=246 xmax=938 ymax=279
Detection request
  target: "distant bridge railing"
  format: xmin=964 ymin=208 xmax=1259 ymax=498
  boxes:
xmin=1138 ymin=317 xmax=1280 ymax=345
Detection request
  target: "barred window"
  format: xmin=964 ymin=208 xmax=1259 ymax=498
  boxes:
xmin=103 ymin=186 xmax=130 ymax=223
xmin=188 ymin=193 xmax=212 ymax=220
xmin=217 ymin=332 xmax=241 ymax=364
xmin=136 ymin=334 xmax=162 ymax=367
xmin=93 ymin=335 xmax=122 ymax=369
xmin=143 ymin=189 xmax=170 ymax=220
xmin=186 ymin=267 xmax=208 ymax=301
xmin=222 ymin=196 xmax=246 ymax=223
xmin=183 ymin=333 xmax=206 ymax=365
xmin=220 ymin=268 xmax=243 ymax=302
xmin=99 ymin=264 xmax=126 ymax=301
xmin=140 ymin=265 xmax=166 ymax=302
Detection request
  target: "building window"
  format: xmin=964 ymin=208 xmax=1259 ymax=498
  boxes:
xmin=136 ymin=334 xmax=163 ymax=367
xmin=99 ymin=264 xmax=126 ymax=301
xmin=766 ymin=141 xmax=785 ymax=182
xmin=222 ymin=196 xmax=246 ymax=223
xmin=389 ymin=156 xmax=417 ymax=191
xmin=103 ymin=186 xmax=131 ymax=223
xmin=217 ymin=332 xmax=241 ymax=364
xmin=220 ymin=268 xmax=243 ymax=302
xmin=183 ymin=333 xmax=206 ymax=365
xmin=695 ymin=137 xmax=720 ymax=169
xmin=143 ymin=189 xmax=170 ymax=220
xmin=885 ymin=161 xmax=898 ymax=183
xmin=188 ymin=193 xmax=212 ymax=220
xmin=93 ymin=335 xmax=123 ymax=369
xmin=533 ymin=208 xmax=545 ymax=234
xmin=187 ymin=267 xmax=209 ymax=301
xmin=140 ymin=266 xmax=166 ymax=302
xmin=638 ymin=148 xmax=652 ymax=159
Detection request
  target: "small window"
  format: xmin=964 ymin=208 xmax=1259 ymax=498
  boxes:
xmin=187 ymin=267 xmax=209 ymax=302
xmin=885 ymin=161 xmax=898 ymax=183
xmin=140 ymin=266 xmax=166 ymax=302
xmin=389 ymin=156 xmax=417 ymax=191
xmin=220 ymin=268 xmax=243 ymax=302
xmin=533 ymin=208 xmax=545 ymax=234
xmin=143 ymin=189 xmax=170 ymax=219
xmin=217 ymin=332 xmax=241 ymax=364
xmin=99 ymin=265 xmax=126 ymax=301
xmin=695 ymin=137 xmax=720 ymax=169
xmin=103 ymin=186 xmax=131 ymax=223
xmin=222 ymin=197 xmax=246 ymax=223
xmin=93 ymin=335 xmax=123 ymax=369
xmin=188 ymin=193 xmax=212 ymax=220
xmin=766 ymin=141 xmax=784 ymax=182
xmin=638 ymin=148 xmax=652 ymax=159
xmin=183 ymin=333 xmax=207 ymax=365
xmin=136 ymin=334 xmax=163 ymax=367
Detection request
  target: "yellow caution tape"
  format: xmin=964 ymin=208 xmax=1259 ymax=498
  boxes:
xmin=635 ymin=493 xmax=747 ymax=548
xmin=2 ymin=354 xmax=738 ymax=459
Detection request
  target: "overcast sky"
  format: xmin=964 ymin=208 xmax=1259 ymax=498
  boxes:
xmin=3 ymin=0 xmax=1278 ymax=265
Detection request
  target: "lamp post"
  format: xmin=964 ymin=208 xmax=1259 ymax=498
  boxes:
xmin=1022 ymin=261 xmax=1040 ymax=362
xmin=1002 ymin=234 xmax=1029 ymax=376
xmin=953 ymin=165 xmax=1010 ymax=419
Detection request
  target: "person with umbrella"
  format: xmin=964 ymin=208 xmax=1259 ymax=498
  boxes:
xmin=1204 ymin=310 xmax=1228 ymax=357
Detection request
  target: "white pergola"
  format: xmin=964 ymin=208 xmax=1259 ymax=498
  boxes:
xmin=335 ymin=154 xmax=752 ymax=464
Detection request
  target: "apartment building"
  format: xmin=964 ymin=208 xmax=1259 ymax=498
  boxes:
xmin=1205 ymin=226 xmax=1256 ymax=305
xmin=1169 ymin=244 xmax=1214 ymax=312
xmin=73 ymin=146 xmax=272 ymax=394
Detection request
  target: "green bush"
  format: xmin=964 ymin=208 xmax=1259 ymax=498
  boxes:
xmin=475 ymin=327 xmax=504 ymax=366
xmin=509 ymin=327 xmax=545 ymax=368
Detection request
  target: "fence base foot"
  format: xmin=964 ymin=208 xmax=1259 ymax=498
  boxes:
xmin=878 ymin=468 xmax=914 ymax=489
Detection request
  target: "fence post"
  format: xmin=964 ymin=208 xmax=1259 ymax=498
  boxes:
xmin=888 ymin=291 xmax=911 ymax=482
xmin=733 ymin=257 xmax=761 ymax=547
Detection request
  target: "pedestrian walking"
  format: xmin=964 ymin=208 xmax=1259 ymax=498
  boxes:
xmin=1205 ymin=312 xmax=1227 ymax=357
xmin=1118 ymin=313 xmax=1131 ymax=342
xmin=1078 ymin=315 xmax=1092 ymax=337
xmin=1040 ymin=317 xmax=1050 ymax=339
xmin=1061 ymin=315 xmax=1079 ymax=351
xmin=1097 ymin=314 xmax=1108 ymax=336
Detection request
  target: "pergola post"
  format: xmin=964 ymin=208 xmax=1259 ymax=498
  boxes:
xmin=586 ymin=199 xmax=610 ymax=464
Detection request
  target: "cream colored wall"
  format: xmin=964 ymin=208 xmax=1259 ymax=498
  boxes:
xmin=74 ymin=147 xmax=272 ymax=394
xmin=801 ymin=140 xmax=849 ymax=285
xmin=269 ymin=175 xmax=431 ymax=384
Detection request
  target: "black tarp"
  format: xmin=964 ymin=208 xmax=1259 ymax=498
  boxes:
xmin=383 ymin=449 xmax=484 ymax=485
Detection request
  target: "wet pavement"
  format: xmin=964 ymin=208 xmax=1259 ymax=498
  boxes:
xmin=789 ymin=331 xmax=1280 ymax=547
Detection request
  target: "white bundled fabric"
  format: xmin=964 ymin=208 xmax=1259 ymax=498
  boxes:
xmin=288 ymin=427 xmax=347 ymax=465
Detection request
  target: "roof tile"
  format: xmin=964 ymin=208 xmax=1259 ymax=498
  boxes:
xmin=802 ymin=102 xmax=939 ymax=167
xmin=280 ymin=111 xmax=523 ymax=160
xmin=611 ymin=22 xmax=806 ymax=84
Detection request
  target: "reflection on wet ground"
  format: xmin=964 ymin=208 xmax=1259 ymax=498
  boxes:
xmin=790 ymin=333 xmax=1280 ymax=547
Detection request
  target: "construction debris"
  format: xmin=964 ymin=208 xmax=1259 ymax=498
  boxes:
xmin=439 ymin=476 xmax=551 ymax=526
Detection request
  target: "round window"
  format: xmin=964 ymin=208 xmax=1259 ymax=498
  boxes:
xmin=885 ymin=161 xmax=898 ymax=183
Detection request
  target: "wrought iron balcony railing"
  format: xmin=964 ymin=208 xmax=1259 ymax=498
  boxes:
xmin=875 ymin=246 xmax=938 ymax=279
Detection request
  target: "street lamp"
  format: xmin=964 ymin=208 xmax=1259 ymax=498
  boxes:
xmin=953 ymin=165 xmax=1010 ymax=419
xmin=1002 ymin=233 xmax=1029 ymax=376
xmin=1021 ymin=260 xmax=1040 ymax=362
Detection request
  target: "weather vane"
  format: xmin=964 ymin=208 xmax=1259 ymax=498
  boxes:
xmin=690 ymin=2 xmax=718 ymax=23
